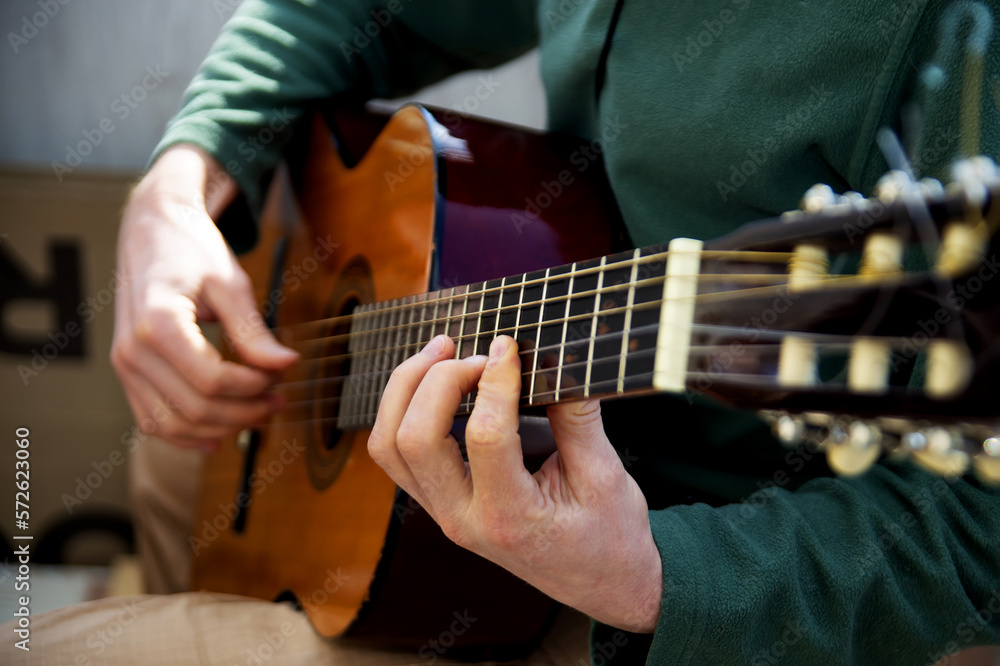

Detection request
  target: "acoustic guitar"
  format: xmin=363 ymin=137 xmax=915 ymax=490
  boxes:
xmin=191 ymin=103 xmax=1000 ymax=659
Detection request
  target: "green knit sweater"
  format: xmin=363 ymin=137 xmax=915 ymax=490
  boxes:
xmin=154 ymin=1 xmax=1000 ymax=663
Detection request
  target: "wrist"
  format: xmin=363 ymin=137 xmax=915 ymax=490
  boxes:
xmin=141 ymin=143 xmax=236 ymax=219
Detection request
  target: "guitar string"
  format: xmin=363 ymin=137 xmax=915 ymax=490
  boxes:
xmin=272 ymin=321 xmax=872 ymax=395
xmin=278 ymin=340 xmax=872 ymax=413
xmin=282 ymin=272 xmax=816 ymax=351
xmin=271 ymin=331 xmax=906 ymax=416
xmin=270 ymin=248 xmax=796 ymax=336
xmin=279 ymin=271 xmax=903 ymax=369
xmin=257 ymin=368 xmax=789 ymax=431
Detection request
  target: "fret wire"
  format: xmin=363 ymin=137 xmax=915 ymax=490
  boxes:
xmin=617 ymin=249 xmax=642 ymax=394
xmin=445 ymin=286 xmax=456 ymax=354
xmin=528 ymin=268 xmax=551 ymax=406
xmin=351 ymin=305 xmax=373 ymax=428
xmin=367 ymin=302 xmax=389 ymax=420
xmin=391 ymin=296 xmax=406 ymax=371
xmin=355 ymin=304 xmax=375 ymax=428
xmin=340 ymin=304 xmax=361 ymax=427
xmin=513 ymin=273 xmax=526 ymax=341
xmin=472 ymin=282 xmax=486 ymax=357
xmin=455 ymin=285 xmax=468 ymax=360
xmin=382 ymin=298 xmax=400 ymax=403
xmin=583 ymin=256 xmax=607 ymax=398
xmin=494 ymin=276 xmax=507 ymax=348
xmin=555 ymin=263 xmax=576 ymax=401
xmin=418 ymin=292 xmax=431 ymax=350
xmin=404 ymin=295 xmax=417 ymax=360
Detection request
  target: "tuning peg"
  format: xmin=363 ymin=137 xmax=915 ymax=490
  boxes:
xmin=825 ymin=420 xmax=883 ymax=477
xmin=951 ymin=156 xmax=1000 ymax=207
xmin=973 ymin=436 xmax=1000 ymax=484
xmin=917 ymin=177 xmax=945 ymax=198
xmin=875 ymin=170 xmax=916 ymax=202
xmin=909 ymin=427 xmax=971 ymax=478
xmin=772 ymin=413 xmax=807 ymax=448
xmin=800 ymin=184 xmax=837 ymax=212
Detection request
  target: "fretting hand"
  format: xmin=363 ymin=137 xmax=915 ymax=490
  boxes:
xmin=368 ymin=334 xmax=662 ymax=633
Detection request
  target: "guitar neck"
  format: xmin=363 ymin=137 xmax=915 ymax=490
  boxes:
xmin=336 ymin=240 xmax=705 ymax=429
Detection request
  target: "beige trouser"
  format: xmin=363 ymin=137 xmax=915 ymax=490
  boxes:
xmin=0 ymin=437 xmax=589 ymax=665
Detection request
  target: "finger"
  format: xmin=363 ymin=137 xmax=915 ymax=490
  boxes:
xmin=368 ymin=335 xmax=455 ymax=501
xmin=465 ymin=336 xmax=537 ymax=508
xmin=119 ymin=370 xmax=239 ymax=444
xmin=126 ymin=344 xmax=279 ymax=427
xmin=397 ymin=355 xmax=488 ymax=511
xmin=203 ymin=265 xmax=299 ymax=371
xmin=136 ymin=295 xmax=283 ymax=398
xmin=547 ymin=399 xmax=624 ymax=484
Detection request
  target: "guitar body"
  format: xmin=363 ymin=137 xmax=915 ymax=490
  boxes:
xmin=192 ymin=105 xmax=622 ymax=657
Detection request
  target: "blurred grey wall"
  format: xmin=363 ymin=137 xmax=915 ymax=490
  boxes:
xmin=0 ymin=0 xmax=545 ymax=173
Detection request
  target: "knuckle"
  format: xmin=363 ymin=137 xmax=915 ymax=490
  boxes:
xmin=135 ymin=307 xmax=173 ymax=346
xmin=191 ymin=369 xmax=223 ymax=396
xmin=465 ymin=413 xmax=505 ymax=447
xmin=394 ymin=423 xmax=424 ymax=458
xmin=110 ymin=339 xmax=133 ymax=371
xmin=181 ymin=400 xmax=209 ymax=424
xmin=366 ymin=431 xmax=389 ymax=465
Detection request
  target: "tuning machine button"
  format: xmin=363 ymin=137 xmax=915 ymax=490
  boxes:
xmin=909 ymin=427 xmax=970 ymax=478
xmin=973 ymin=436 xmax=1000 ymax=484
xmin=773 ymin=413 xmax=807 ymax=448
xmin=825 ymin=420 xmax=883 ymax=477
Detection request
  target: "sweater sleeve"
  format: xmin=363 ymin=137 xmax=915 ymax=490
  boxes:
xmin=592 ymin=462 xmax=1000 ymax=665
xmin=151 ymin=0 xmax=537 ymax=239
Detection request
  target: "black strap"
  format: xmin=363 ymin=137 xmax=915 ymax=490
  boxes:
xmin=594 ymin=0 xmax=627 ymax=103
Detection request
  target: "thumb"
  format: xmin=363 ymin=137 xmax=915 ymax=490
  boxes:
xmin=547 ymin=399 xmax=621 ymax=475
xmin=204 ymin=268 xmax=299 ymax=371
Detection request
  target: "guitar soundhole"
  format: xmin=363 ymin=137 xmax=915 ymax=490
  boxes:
xmin=305 ymin=257 xmax=374 ymax=491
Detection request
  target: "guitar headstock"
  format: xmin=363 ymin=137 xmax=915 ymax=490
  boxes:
xmin=691 ymin=157 xmax=1000 ymax=482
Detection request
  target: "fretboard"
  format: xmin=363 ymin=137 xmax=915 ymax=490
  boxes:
xmin=337 ymin=240 xmax=703 ymax=429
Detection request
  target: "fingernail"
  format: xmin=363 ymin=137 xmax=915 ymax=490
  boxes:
xmin=266 ymin=341 xmax=299 ymax=360
xmin=422 ymin=335 xmax=446 ymax=356
xmin=489 ymin=336 xmax=508 ymax=360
